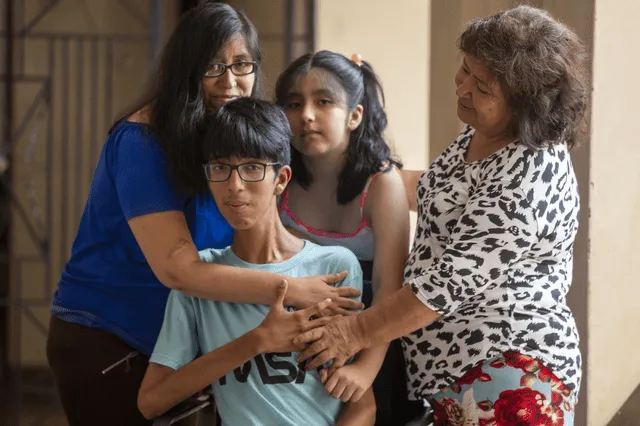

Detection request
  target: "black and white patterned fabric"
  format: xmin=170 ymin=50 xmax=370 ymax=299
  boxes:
xmin=402 ymin=125 xmax=581 ymax=404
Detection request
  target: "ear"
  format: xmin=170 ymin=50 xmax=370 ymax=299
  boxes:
xmin=274 ymin=166 xmax=292 ymax=196
xmin=348 ymin=105 xmax=364 ymax=131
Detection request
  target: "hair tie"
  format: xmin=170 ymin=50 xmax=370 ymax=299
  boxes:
xmin=351 ymin=53 xmax=363 ymax=67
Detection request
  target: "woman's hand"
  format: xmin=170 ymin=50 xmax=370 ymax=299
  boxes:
xmin=255 ymin=280 xmax=334 ymax=353
xmin=320 ymin=361 xmax=376 ymax=403
xmin=294 ymin=314 xmax=369 ymax=370
xmin=286 ymin=272 xmax=364 ymax=315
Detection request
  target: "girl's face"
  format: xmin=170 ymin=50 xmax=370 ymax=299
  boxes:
xmin=202 ymin=36 xmax=256 ymax=111
xmin=282 ymin=69 xmax=362 ymax=159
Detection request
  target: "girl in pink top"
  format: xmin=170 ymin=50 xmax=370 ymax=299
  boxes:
xmin=275 ymin=51 xmax=421 ymax=425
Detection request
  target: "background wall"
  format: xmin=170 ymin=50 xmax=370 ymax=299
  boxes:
xmin=586 ymin=0 xmax=640 ymax=424
xmin=315 ymin=0 xmax=430 ymax=173
xmin=8 ymin=0 xmax=161 ymax=368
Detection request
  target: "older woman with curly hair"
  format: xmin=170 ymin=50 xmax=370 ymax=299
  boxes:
xmin=294 ymin=6 xmax=588 ymax=425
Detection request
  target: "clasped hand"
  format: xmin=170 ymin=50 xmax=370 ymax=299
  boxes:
xmin=257 ymin=280 xmax=371 ymax=402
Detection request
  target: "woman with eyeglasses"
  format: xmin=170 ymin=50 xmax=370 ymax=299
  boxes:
xmin=46 ymin=4 xmax=361 ymax=426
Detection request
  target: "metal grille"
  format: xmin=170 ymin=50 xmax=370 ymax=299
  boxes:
xmin=0 ymin=1 xmax=151 ymax=424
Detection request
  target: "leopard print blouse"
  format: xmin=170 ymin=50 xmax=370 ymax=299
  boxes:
xmin=402 ymin=125 xmax=581 ymax=404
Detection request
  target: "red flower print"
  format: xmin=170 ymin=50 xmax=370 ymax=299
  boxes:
xmin=477 ymin=400 xmax=494 ymax=411
xmin=520 ymin=372 xmax=538 ymax=387
xmin=494 ymin=388 xmax=564 ymax=426
xmin=432 ymin=398 xmax=466 ymax=426
xmin=503 ymin=352 xmax=539 ymax=373
xmin=458 ymin=364 xmax=492 ymax=386
xmin=490 ymin=358 xmax=507 ymax=369
xmin=538 ymin=365 xmax=561 ymax=384
xmin=450 ymin=382 xmax=462 ymax=394
xmin=540 ymin=402 xmax=565 ymax=426
xmin=551 ymin=392 xmax=564 ymax=406
xmin=432 ymin=399 xmax=445 ymax=425
xmin=551 ymin=380 xmax=573 ymax=398
xmin=480 ymin=418 xmax=497 ymax=426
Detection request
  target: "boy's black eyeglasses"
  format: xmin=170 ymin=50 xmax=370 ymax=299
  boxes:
xmin=203 ymin=162 xmax=280 ymax=182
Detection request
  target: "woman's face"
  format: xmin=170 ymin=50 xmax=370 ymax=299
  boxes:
xmin=454 ymin=55 xmax=512 ymax=138
xmin=202 ymin=36 xmax=256 ymax=111
xmin=282 ymin=69 xmax=362 ymax=159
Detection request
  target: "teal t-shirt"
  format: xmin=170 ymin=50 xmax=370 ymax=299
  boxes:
xmin=149 ymin=241 xmax=363 ymax=426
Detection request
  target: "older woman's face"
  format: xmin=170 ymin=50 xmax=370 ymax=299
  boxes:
xmin=455 ymin=55 xmax=512 ymax=138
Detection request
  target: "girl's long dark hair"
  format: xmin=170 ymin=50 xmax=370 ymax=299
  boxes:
xmin=275 ymin=51 xmax=401 ymax=205
xmin=114 ymin=2 xmax=263 ymax=196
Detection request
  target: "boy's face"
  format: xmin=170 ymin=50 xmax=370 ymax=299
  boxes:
xmin=206 ymin=156 xmax=291 ymax=230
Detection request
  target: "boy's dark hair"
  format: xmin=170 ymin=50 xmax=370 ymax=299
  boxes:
xmin=274 ymin=50 xmax=401 ymax=205
xmin=203 ymin=98 xmax=291 ymax=168
xmin=115 ymin=2 xmax=264 ymax=196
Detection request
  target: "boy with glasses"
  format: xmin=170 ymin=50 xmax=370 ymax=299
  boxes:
xmin=138 ymin=98 xmax=374 ymax=425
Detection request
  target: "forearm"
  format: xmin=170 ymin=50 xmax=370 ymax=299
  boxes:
xmin=166 ymin=259 xmax=283 ymax=304
xmin=139 ymin=329 xmax=262 ymax=419
xmin=354 ymin=289 xmax=394 ymax=375
xmin=351 ymin=344 xmax=388 ymax=379
xmin=358 ymin=285 xmax=440 ymax=349
xmin=358 ymin=265 xmax=403 ymax=372
xmin=336 ymin=387 xmax=376 ymax=426
xmin=129 ymin=212 xmax=287 ymax=305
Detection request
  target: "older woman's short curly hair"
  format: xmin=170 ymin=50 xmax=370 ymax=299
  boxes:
xmin=457 ymin=5 xmax=589 ymax=149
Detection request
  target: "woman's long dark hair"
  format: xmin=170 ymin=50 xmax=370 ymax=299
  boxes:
xmin=275 ymin=51 xmax=401 ymax=205
xmin=115 ymin=2 xmax=263 ymax=196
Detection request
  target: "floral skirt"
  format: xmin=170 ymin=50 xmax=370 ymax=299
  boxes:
xmin=427 ymin=351 xmax=574 ymax=426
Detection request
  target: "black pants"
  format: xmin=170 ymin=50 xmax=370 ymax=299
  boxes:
xmin=46 ymin=315 xmax=154 ymax=426
xmin=372 ymin=339 xmax=425 ymax=426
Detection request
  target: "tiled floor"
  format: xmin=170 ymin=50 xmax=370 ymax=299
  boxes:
xmin=0 ymin=370 xmax=68 ymax=426
xmin=0 ymin=394 xmax=68 ymax=426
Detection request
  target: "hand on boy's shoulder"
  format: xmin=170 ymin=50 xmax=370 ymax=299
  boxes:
xmin=306 ymin=242 xmax=363 ymax=290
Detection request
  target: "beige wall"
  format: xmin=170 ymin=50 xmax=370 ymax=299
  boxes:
xmin=315 ymin=0 xmax=430 ymax=172
xmin=540 ymin=3 xmax=594 ymax=425
xmin=587 ymin=0 xmax=640 ymax=424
